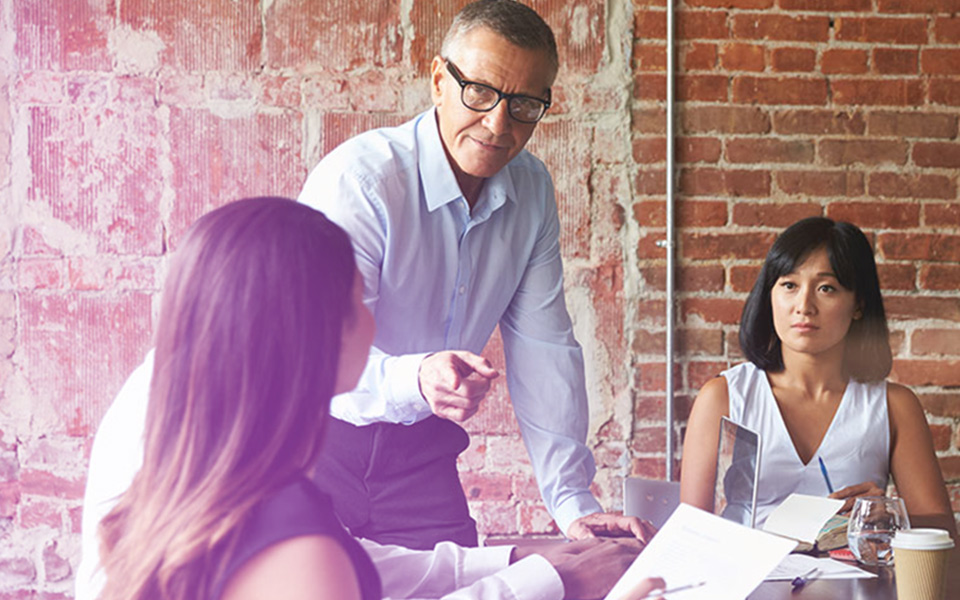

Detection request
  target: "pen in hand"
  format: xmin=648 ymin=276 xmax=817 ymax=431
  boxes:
xmin=818 ymin=457 xmax=834 ymax=494
xmin=638 ymin=581 xmax=706 ymax=598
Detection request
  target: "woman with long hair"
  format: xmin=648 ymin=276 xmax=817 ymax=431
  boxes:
xmin=97 ymin=197 xmax=378 ymax=600
xmin=91 ymin=196 xmax=665 ymax=600
xmin=680 ymin=217 xmax=955 ymax=535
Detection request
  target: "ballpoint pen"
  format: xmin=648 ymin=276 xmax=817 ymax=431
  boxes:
xmin=791 ymin=567 xmax=821 ymax=589
xmin=818 ymin=456 xmax=834 ymax=494
xmin=638 ymin=581 xmax=707 ymax=598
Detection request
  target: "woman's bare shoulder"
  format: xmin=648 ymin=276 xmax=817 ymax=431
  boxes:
xmin=695 ymin=375 xmax=730 ymax=411
xmin=221 ymin=535 xmax=361 ymax=600
xmin=885 ymin=381 xmax=925 ymax=422
xmin=886 ymin=381 xmax=919 ymax=403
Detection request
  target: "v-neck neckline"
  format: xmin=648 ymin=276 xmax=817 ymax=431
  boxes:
xmin=760 ymin=372 xmax=852 ymax=468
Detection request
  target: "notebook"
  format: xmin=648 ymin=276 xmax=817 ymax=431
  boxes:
xmin=714 ymin=416 xmax=762 ymax=528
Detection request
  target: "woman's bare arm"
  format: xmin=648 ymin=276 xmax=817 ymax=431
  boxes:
xmin=886 ymin=382 xmax=957 ymax=539
xmin=679 ymin=377 xmax=731 ymax=512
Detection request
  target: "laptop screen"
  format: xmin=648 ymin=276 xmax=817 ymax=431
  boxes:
xmin=714 ymin=416 xmax=762 ymax=528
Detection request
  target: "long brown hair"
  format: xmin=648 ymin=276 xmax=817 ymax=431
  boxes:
xmin=98 ymin=197 xmax=357 ymax=600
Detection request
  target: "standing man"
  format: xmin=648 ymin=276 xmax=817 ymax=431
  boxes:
xmin=301 ymin=0 xmax=652 ymax=550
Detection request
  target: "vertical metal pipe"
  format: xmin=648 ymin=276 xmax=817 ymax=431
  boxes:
xmin=664 ymin=0 xmax=677 ymax=481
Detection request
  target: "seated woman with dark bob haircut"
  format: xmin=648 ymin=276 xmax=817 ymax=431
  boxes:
xmin=680 ymin=216 xmax=955 ymax=537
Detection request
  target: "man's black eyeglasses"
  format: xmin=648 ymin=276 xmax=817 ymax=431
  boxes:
xmin=444 ymin=59 xmax=551 ymax=124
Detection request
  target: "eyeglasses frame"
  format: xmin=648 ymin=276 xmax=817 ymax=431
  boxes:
xmin=443 ymin=59 xmax=551 ymax=124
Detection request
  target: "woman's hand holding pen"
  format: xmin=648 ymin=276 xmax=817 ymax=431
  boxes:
xmin=829 ymin=481 xmax=886 ymax=513
xmin=817 ymin=458 xmax=885 ymax=512
xmin=627 ymin=577 xmax=668 ymax=600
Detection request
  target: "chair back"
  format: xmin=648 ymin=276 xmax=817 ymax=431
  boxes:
xmin=623 ymin=477 xmax=680 ymax=529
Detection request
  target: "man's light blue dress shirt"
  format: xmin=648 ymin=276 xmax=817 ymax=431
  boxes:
xmin=298 ymin=108 xmax=601 ymax=533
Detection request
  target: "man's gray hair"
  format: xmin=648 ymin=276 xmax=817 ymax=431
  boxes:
xmin=441 ymin=0 xmax=558 ymax=71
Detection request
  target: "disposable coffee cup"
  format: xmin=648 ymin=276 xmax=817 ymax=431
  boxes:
xmin=891 ymin=528 xmax=954 ymax=600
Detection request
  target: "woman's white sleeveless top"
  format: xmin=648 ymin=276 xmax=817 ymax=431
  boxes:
xmin=723 ymin=362 xmax=890 ymax=527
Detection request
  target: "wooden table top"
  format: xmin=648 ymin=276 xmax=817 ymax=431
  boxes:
xmin=749 ymin=548 xmax=960 ymax=600
xmin=496 ymin=537 xmax=960 ymax=599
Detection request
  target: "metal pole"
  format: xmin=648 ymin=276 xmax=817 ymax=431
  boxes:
xmin=664 ymin=0 xmax=677 ymax=481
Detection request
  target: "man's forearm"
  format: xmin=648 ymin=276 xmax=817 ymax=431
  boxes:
xmin=330 ymin=348 xmax=433 ymax=424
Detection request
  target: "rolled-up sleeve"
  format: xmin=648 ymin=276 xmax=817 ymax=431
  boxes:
xmin=361 ymin=539 xmax=564 ymax=600
xmin=299 ymin=153 xmax=433 ymax=425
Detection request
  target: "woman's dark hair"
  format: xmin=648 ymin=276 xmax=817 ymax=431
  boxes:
xmin=739 ymin=216 xmax=892 ymax=382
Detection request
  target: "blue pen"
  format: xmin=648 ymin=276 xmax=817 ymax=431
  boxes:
xmin=792 ymin=567 xmax=820 ymax=589
xmin=818 ymin=456 xmax=834 ymax=494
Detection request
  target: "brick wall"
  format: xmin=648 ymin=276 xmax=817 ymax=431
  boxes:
xmin=630 ymin=0 xmax=960 ymax=517
xmin=0 ymin=0 xmax=957 ymax=595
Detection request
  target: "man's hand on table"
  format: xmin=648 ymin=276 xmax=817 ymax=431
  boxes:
xmin=419 ymin=351 xmax=499 ymax=422
xmin=514 ymin=538 xmax=658 ymax=600
xmin=566 ymin=512 xmax=658 ymax=544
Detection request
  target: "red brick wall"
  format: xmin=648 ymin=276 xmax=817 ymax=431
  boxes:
xmin=0 ymin=0 xmax=957 ymax=595
xmin=630 ymin=0 xmax=960 ymax=517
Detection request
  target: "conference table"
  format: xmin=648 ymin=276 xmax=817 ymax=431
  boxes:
xmin=748 ymin=547 xmax=960 ymax=600
xmin=500 ymin=537 xmax=960 ymax=599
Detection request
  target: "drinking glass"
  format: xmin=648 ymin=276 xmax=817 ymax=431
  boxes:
xmin=846 ymin=496 xmax=910 ymax=566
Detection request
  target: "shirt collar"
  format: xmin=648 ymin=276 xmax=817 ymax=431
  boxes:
xmin=417 ymin=108 xmax=518 ymax=216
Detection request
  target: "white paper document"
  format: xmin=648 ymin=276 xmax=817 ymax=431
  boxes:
xmin=765 ymin=554 xmax=876 ymax=581
xmin=762 ymin=493 xmax=844 ymax=545
xmin=604 ymin=503 xmax=797 ymax=600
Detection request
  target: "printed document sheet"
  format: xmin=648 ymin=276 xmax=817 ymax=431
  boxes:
xmin=605 ymin=503 xmax=797 ymax=600
xmin=765 ymin=554 xmax=876 ymax=581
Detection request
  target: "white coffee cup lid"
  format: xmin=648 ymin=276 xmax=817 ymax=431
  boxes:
xmin=891 ymin=528 xmax=955 ymax=551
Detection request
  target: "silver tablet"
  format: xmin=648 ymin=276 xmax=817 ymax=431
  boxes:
xmin=714 ymin=416 xmax=762 ymax=528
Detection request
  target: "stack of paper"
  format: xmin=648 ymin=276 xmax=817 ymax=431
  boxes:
xmin=604 ymin=504 xmax=796 ymax=600
xmin=765 ymin=554 xmax=875 ymax=582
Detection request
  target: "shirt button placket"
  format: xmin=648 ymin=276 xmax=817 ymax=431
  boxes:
xmin=448 ymin=207 xmax=472 ymax=346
